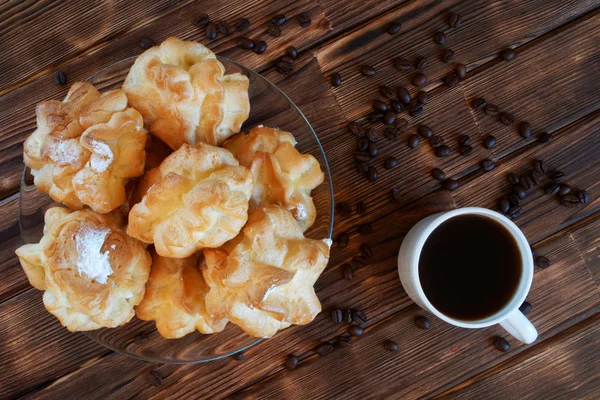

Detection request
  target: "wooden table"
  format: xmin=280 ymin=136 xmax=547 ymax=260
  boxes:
xmin=1 ymin=1 xmax=599 ymax=399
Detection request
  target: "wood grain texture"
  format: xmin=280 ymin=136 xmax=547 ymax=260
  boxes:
xmin=440 ymin=314 xmax=600 ymax=400
xmin=234 ymin=234 xmax=600 ymax=399
xmin=318 ymin=0 xmax=411 ymax=31
xmin=571 ymin=212 xmax=600 ymax=286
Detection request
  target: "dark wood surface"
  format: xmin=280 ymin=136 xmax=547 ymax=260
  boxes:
xmin=1 ymin=1 xmax=599 ymax=399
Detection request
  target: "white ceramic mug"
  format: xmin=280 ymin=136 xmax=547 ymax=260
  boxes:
xmin=397 ymin=207 xmax=538 ymax=344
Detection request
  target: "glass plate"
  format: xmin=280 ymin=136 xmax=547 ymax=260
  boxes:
xmin=19 ymin=56 xmax=334 ymax=364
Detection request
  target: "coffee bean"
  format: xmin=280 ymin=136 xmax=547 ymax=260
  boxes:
xmin=383 ymin=110 xmax=396 ymax=125
xmin=429 ymin=136 xmax=444 ymax=148
xmin=352 ymin=310 xmax=368 ymax=324
xmin=390 ymin=99 xmax=404 ymax=113
xmin=134 ymin=334 xmax=148 ymax=343
xmin=194 ymin=13 xmax=210 ymax=28
xmin=140 ymin=37 xmax=155 ymax=49
xmin=494 ymin=337 xmax=510 ymax=352
xmin=206 ymin=22 xmax=218 ymax=39
xmin=397 ymin=86 xmax=411 ymax=104
xmin=298 ymin=13 xmax=311 ymax=28
xmin=449 ymin=13 xmax=462 ymax=28
xmin=445 ymin=73 xmax=459 ymax=87
xmin=513 ymin=184 xmax=527 ymax=199
xmin=337 ymin=233 xmax=349 ymax=248
xmin=435 ymin=145 xmax=451 ymax=158
xmin=358 ymin=223 xmax=373 ymax=235
xmin=481 ymin=159 xmax=496 ymax=172
xmin=344 ymin=309 xmax=353 ymax=324
xmin=237 ymin=37 xmax=255 ymax=49
xmin=372 ymin=100 xmax=388 ymax=113
xmin=550 ymin=171 xmax=564 ymax=181
xmin=349 ymin=121 xmax=364 ymax=137
xmin=360 ymin=243 xmax=374 ymax=258
xmin=508 ymin=173 xmax=520 ymax=185
xmin=558 ymin=184 xmax=571 ymax=196
xmin=357 ymin=201 xmax=367 ymax=214
xmin=397 ymin=118 xmax=409 ymax=132
xmin=271 ymin=14 xmax=287 ymax=26
xmin=440 ymin=49 xmax=455 ymax=63
xmin=235 ymin=18 xmax=250 ymax=31
xmin=361 ymin=65 xmax=376 ymax=77
xmin=348 ymin=326 xmax=364 ymax=336
xmin=518 ymin=122 xmax=532 ymax=138
xmin=331 ymin=308 xmax=343 ymax=324
xmin=408 ymin=103 xmax=424 ymax=118
xmin=508 ymin=206 xmax=522 ymax=219
xmin=230 ymin=352 xmax=244 ymax=360
xmin=357 ymin=137 xmax=369 ymax=152
xmin=412 ymin=73 xmax=427 ymax=87
xmin=416 ymin=56 xmax=428 ymax=69
xmin=519 ymin=301 xmax=532 ymax=315
xmin=368 ymin=112 xmax=383 ymax=123
xmin=414 ymin=316 xmax=430 ymax=329
xmin=380 ymin=85 xmax=394 ymax=99
xmin=508 ymin=193 xmax=521 ymax=206
xmin=539 ymin=133 xmax=552 ymax=143
xmin=431 ymin=168 xmax=446 ymax=180
xmin=267 ymin=22 xmax=281 ymax=37
xmin=367 ymin=142 xmax=378 ymax=157
xmin=366 ymin=129 xmax=379 ymax=142
xmin=394 ymin=58 xmax=412 ymax=71
xmin=499 ymin=112 xmax=515 ymax=126
xmin=281 ymin=55 xmax=295 ymax=64
xmin=391 ymin=188 xmax=402 ymax=203
xmin=535 ymin=255 xmax=551 ymax=268
xmin=53 ymin=71 xmax=67 ymax=85
xmin=384 ymin=125 xmax=400 ymax=140
xmin=443 ymin=179 xmax=459 ymax=191
xmin=434 ymin=31 xmax=446 ymax=45
xmin=408 ymin=134 xmax=420 ymax=148
xmin=327 ymin=72 xmax=342 ymax=87
xmin=501 ymin=48 xmax=516 ymax=61
xmin=285 ymin=355 xmax=299 ymax=370
xmin=577 ymin=190 xmax=589 ymax=204
xmin=560 ymin=194 xmax=580 ymax=208
xmin=417 ymin=125 xmax=433 ymax=138
xmin=368 ymin=167 xmax=378 ymax=182
xmin=498 ymin=197 xmax=510 ymax=213
xmin=336 ymin=202 xmax=352 ymax=217
xmin=355 ymin=151 xmax=370 ymax=162
xmin=315 ymin=342 xmax=335 ymax=355
xmin=459 ymin=144 xmax=473 ymax=156
xmin=455 ymin=64 xmax=467 ymax=79
xmin=416 ymin=91 xmax=428 ymax=104
xmin=384 ymin=340 xmax=399 ymax=352
xmin=544 ymin=183 xmax=560 ymax=195
xmin=253 ymin=40 xmax=267 ymax=54
xmin=484 ymin=104 xmax=499 ymax=116
xmin=276 ymin=60 xmax=293 ymax=74
xmin=534 ymin=160 xmax=547 ymax=174
xmin=384 ymin=156 xmax=398 ymax=169
xmin=471 ymin=97 xmax=487 ymax=110
xmin=357 ymin=162 xmax=369 ymax=176
xmin=483 ymin=135 xmax=497 ymax=149
xmin=147 ymin=370 xmax=163 ymax=387
xmin=342 ymin=263 xmax=353 ymax=280
xmin=338 ymin=336 xmax=353 ymax=347
xmin=285 ymin=46 xmax=298 ymax=59
xmin=216 ymin=20 xmax=231 ymax=35
xmin=388 ymin=21 xmax=402 ymax=34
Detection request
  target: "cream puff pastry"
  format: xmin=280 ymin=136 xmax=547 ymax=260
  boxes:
xmin=122 ymin=37 xmax=250 ymax=149
xmin=15 ymin=207 xmax=151 ymax=331
xmin=23 ymin=82 xmax=147 ymax=214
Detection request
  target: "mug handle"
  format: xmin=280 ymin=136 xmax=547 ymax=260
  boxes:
xmin=499 ymin=309 xmax=538 ymax=344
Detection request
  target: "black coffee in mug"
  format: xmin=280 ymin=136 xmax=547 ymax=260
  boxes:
xmin=418 ymin=214 xmax=522 ymax=321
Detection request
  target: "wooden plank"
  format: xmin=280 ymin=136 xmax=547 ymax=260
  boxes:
xmin=315 ymin=0 xmax=598 ymax=123
xmin=571 ymin=212 xmax=600 ymax=286
xmin=439 ymin=314 xmax=600 ymax=400
xmin=318 ymin=0 xmax=411 ymax=31
xmin=230 ymin=233 xmax=600 ymax=399
xmin=24 ymin=192 xmax=454 ymax=399
xmin=452 ymin=113 xmax=600 ymax=244
xmin=0 ymin=0 xmax=194 ymax=93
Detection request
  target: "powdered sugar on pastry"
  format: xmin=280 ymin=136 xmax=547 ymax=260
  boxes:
xmin=51 ymin=140 xmax=82 ymax=165
xmin=75 ymin=226 xmax=112 ymax=284
xmin=90 ymin=140 xmax=114 ymax=172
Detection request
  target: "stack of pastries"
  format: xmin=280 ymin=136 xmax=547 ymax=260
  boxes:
xmin=16 ymin=37 xmax=331 ymax=339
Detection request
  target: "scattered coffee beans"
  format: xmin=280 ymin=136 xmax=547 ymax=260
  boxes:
xmin=408 ymin=134 xmax=420 ymax=148
xmin=336 ymin=202 xmax=352 ymax=217
xmin=360 ymin=243 xmax=374 ymax=258
xmin=368 ymin=142 xmax=378 ymax=157
xmin=216 ymin=20 xmax=231 ymax=35
xmin=481 ymin=159 xmax=496 ymax=172
xmin=560 ymin=194 xmax=580 ymax=208
xmin=455 ymin=64 xmax=467 ymax=79
xmin=298 ymin=13 xmax=311 ymax=28
xmin=434 ymin=31 xmax=446 ymax=44
xmin=253 ymin=40 xmax=267 ymax=54
xmin=445 ymin=73 xmax=459 ymax=87
xmin=358 ymin=223 xmax=373 ymax=235
xmin=539 ymin=133 xmax=552 ymax=143
xmin=315 ymin=342 xmax=335 ymax=355
xmin=416 ymin=56 xmax=428 ymax=70
xmin=353 ymin=310 xmax=368 ymax=324
xmin=383 ymin=110 xmax=396 ymax=125
xmin=285 ymin=355 xmax=299 ymax=370
xmin=459 ymin=145 xmax=473 ymax=156
xmin=338 ymin=336 xmax=353 ymax=347
xmin=286 ymin=46 xmax=298 ymax=59
xmin=429 ymin=136 xmax=444 ymax=148
xmin=449 ymin=13 xmax=462 ymax=28
xmin=498 ymin=197 xmax=510 ymax=213
xmin=535 ymin=256 xmax=551 ymax=269
xmin=383 ymin=340 xmax=399 ymax=352
xmin=484 ymin=104 xmax=499 ymax=116
xmin=501 ymin=48 xmax=516 ymax=61
xmin=518 ymin=122 xmax=532 ymax=138
xmin=534 ymin=160 xmax=547 ymax=174
xmin=550 ymin=171 xmax=565 ymax=181
xmin=499 ymin=112 xmax=515 ymax=126
xmin=435 ymin=145 xmax=451 ymax=158
xmin=508 ymin=173 xmax=520 ymax=185
xmin=397 ymin=86 xmax=411 ymax=104
xmin=494 ymin=337 xmax=510 ymax=352
xmin=330 ymin=72 xmax=342 ymax=87
xmin=380 ymin=85 xmax=394 ymax=99
xmin=471 ymin=97 xmax=487 ymax=110
xmin=357 ymin=137 xmax=369 ymax=151
xmin=577 ymin=190 xmax=589 ymax=204
xmin=206 ymin=22 xmax=218 ymax=39
xmin=230 ymin=352 xmax=244 ymax=360
xmin=416 ymin=91 xmax=428 ymax=104
xmin=545 ymin=183 xmax=560 ymax=195
xmin=391 ymin=188 xmax=402 ymax=203
xmin=440 ymin=49 xmax=455 ymax=63
xmin=508 ymin=206 xmax=522 ymax=219
xmin=349 ymin=121 xmax=364 ymax=137
xmin=394 ymin=58 xmax=412 ymax=71
xmin=194 ymin=13 xmax=210 ymax=28
xmin=331 ymin=308 xmax=343 ymax=324
xmin=276 ymin=60 xmax=293 ymax=74
xmin=357 ymin=201 xmax=367 ymax=214
xmin=558 ymin=184 xmax=571 ymax=196
xmin=235 ymin=18 xmax=250 ymax=31
xmin=267 ymin=22 xmax=281 ymax=37
xmin=412 ymin=72 xmax=427 ymax=87
xmin=361 ymin=65 xmax=376 ymax=77
xmin=237 ymin=37 xmax=255 ymax=49
xmin=384 ymin=156 xmax=398 ymax=169
xmin=483 ymin=135 xmax=497 ymax=149
xmin=140 ymin=37 xmax=155 ymax=49
xmin=388 ymin=21 xmax=402 ymax=35
xmin=348 ymin=326 xmax=364 ymax=336
xmin=408 ymin=103 xmax=424 ymax=117
xmin=443 ymin=179 xmax=459 ymax=191
xmin=337 ymin=233 xmax=349 ymax=248
xmin=344 ymin=309 xmax=353 ymax=324
xmin=513 ymin=185 xmax=526 ymax=199
xmin=415 ymin=316 xmax=430 ymax=329
xmin=519 ymin=301 xmax=532 ymax=314
xmin=431 ymin=168 xmax=446 ymax=180
xmin=417 ymin=125 xmax=433 ymax=138
xmin=147 ymin=370 xmax=163 ymax=387
xmin=53 ymin=71 xmax=67 ymax=85
xmin=342 ymin=264 xmax=353 ymax=281
xmin=372 ymin=100 xmax=388 ymax=113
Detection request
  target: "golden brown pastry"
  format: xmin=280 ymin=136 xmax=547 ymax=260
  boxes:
xmin=127 ymin=143 xmax=254 ymax=258
xmin=23 ymin=82 xmax=147 ymax=214
xmin=223 ymin=126 xmax=324 ymax=231
xmin=122 ymin=37 xmax=250 ymax=149
xmin=137 ymin=252 xmax=228 ymax=338
xmin=202 ymin=205 xmax=331 ymax=338
xmin=15 ymin=207 xmax=151 ymax=331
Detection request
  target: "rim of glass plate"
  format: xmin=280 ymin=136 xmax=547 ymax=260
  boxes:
xmin=19 ymin=55 xmax=335 ymax=364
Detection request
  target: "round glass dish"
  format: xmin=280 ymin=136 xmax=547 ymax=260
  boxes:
xmin=19 ymin=56 xmax=334 ymax=364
